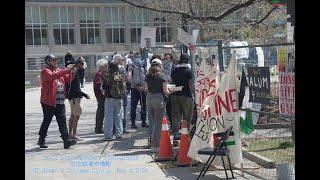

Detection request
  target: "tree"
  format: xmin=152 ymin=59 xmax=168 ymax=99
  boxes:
xmin=120 ymin=0 xmax=286 ymax=43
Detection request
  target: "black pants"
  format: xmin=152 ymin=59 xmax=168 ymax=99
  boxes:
xmin=95 ymin=96 xmax=105 ymax=131
xmin=38 ymin=103 xmax=69 ymax=140
xmin=130 ymin=88 xmax=146 ymax=124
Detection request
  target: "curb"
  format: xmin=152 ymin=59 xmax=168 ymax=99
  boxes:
xmin=242 ymin=148 xmax=276 ymax=168
xmin=25 ymin=87 xmax=41 ymax=92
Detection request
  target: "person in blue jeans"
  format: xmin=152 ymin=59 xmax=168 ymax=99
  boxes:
xmin=128 ymin=52 xmax=148 ymax=128
xmin=101 ymin=61 xmax=125 ymax=141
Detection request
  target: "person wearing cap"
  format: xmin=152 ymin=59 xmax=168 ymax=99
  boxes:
xmin=171 ymin=53 xmax=194 ymax=139
xmin=146 ymin=58 xmax=171 ymax=152
xmin=38 ymin=54 xmax=77 ymax=149
xmin=65 ymin=51 xmax=75 ymax=67
xmin=66 ymin=57 xmax=91 ymax=141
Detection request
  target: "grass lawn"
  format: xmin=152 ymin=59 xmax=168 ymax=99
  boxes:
xmin=246 ymin=137 xmax=294 ymax=164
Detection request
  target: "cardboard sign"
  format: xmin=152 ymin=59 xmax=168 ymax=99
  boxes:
xmin=140 ymin=27 xmax=156 ymax=48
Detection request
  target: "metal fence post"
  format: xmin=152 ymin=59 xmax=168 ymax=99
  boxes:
xmin=218 ymin=40 xmax=224 ymax=72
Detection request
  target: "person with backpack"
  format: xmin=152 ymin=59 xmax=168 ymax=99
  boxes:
xmin=102 ymin=61 xmax=126 ymax=141
xmin=38 ymin=54 xmax=77 ymax=149
xmin=112 ymin=54 xmax=130 ymax=133
xmin=66 ymin=57 xmax=90 ymax=141
xmin=128 ymin=52 xmax=148 ymax=129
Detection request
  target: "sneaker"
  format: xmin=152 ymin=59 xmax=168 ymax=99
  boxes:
xmin=116 ymin=136 xmax=122 ymax=140
xmin=131 ymin=124 xmax=138 ymax=129
xmin=104 ymin=138 xmax=113 ymax=141
xmin=38 ymin=142 xmax=48 ymax=148
xmin=141 ymin=122 xmax=149 ymax=128
xmin=95 ymin=129 xmax=104 ymax=134
xmin=123 ymin=129 xmax=130 ymax=133
xmin=38 ymin=138 xmax=48 ymax=148
xmin=63 ymin=139 xmax=77 ymax=149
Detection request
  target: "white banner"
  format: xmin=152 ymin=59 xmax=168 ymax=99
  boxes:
xmin=177 ymin=28 xmax=194 ymax=46
xmin=188 ymin=47 xmax=219 ymax=162
xmin=230 ymin=41 xmax=249 ymax=59
xmin=140 ymin=27 xmax=156 ymax=48
xmin=189 ymin=50 xmax=242 ymax=165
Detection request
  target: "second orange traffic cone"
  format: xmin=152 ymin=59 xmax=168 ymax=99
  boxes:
xmin=176 ymin=120 xmax=192 ymax=167
xmin=156 ymin=116 xmax=174 ymax=161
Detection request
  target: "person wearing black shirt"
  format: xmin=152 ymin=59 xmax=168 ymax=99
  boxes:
xmin=171 ymin=53 xmax=194 ymax=138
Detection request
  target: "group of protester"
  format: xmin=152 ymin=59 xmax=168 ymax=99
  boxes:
xmin=37 ymin=50 xmax=195 ymax=152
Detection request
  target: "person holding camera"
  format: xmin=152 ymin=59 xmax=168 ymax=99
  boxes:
xmin=38 ymin=54 xmax=77 ymax=149
xmin=66 ymin=57 xmax=90 ymax=141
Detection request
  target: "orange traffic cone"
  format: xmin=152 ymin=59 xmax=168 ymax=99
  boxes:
xmin=155 ymin=116 xmax=174 ymax=161
xmin=176 ymin=120 xmax=192 ymax=167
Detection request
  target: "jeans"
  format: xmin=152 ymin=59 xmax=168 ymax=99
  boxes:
xmin=38 ymin=103 xmax=69 ymax=140
xmin=104 ymin=98 xmax=123 ymax=139
xmin=95 ymin=96 xmax=105 ymax=131
xmin=130 ymin=88 xmax=146 ymax=124
xmin=171 ymin=95 xmax=194 ymax=135
xmin=147 ymin=93 xmax=165 ymax=148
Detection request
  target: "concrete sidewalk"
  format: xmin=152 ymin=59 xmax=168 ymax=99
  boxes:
xmin=25 ymin=82 xmax=264 ymax=180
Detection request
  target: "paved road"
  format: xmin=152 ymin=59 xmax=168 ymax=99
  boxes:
xmin=25 ymin=82 xmax=266 ymax=180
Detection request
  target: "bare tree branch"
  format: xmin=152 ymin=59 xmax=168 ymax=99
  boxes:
xmin=120 ymin=0 xmax=266 ymax=22
xmin=250 ymin=6 xmax=278 ymax=26
xmin=188 ymin=0 xmax=195 ymax=15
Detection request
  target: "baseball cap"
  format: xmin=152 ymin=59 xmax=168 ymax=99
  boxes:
xmin=151 ymin=58 xmax=162 ymax=65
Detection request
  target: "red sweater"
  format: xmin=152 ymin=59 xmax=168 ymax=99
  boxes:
xmin=40 ymin=66 xmax=74 ymax=107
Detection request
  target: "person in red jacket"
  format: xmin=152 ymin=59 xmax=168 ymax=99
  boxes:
xmin=38 ymin=54 xmax=77 ymax=149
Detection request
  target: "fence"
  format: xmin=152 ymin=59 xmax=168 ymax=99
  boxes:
xmin=150 ymin=42 xmax=295 ymax=179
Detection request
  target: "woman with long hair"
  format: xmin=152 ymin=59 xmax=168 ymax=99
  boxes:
xmin=145 ymin=59 xmax=171 ymax=153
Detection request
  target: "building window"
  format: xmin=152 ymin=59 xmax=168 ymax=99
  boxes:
xmin=25 ymin=6 xmax=48 ymax=45
xmin=80 ymin=7 xmax=101 ymax=44
xmin=52 ymin=7 xmax=75 ymax=45
xmin=154 ymin=12 xmax=172 ymax=43
xmin=106 ymin=7 xmax=125 ymax=44
xmin=129 ymin=7 xmax=149 ymax=43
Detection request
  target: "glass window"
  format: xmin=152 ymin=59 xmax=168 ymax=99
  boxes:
xmin=52 ymin=7 xmax=75 ymax=45
xmin=25 ymin=7 xmax=32 ymax=23
xmin=105 ymin=7 xmax=125 ymax=44
xmin=25 ymin=29 xmax=33 ymax=45
xmin=25 ymin=6 xmax=48 ymax=45
xmin=154 ymin=12 xmax=172 ymax=43
xmin=80 ymin=28 xmax=87 ymax=44
xmin=130 ymin=7 xmax=149 ymax=43
xmin=80 ymin=7 xmax=101 ymax=44
xmin=32 ymin=7 xmax=40 ymax=23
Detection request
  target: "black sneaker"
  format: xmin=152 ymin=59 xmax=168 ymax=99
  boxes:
xmin=38 ymin=138 xmax=48 ymax=148
xmin=64 ymin=139 xmax=76 ymax=149
xmin=38 ymin=142 xmax=48 ymax=148
xmin=141 ymin=122 xmax=149 ymax=128
xmin=131 ymin=124 xmax=138 ymax=129
xmin=95 ymin=129 xmax=104 ymax=134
